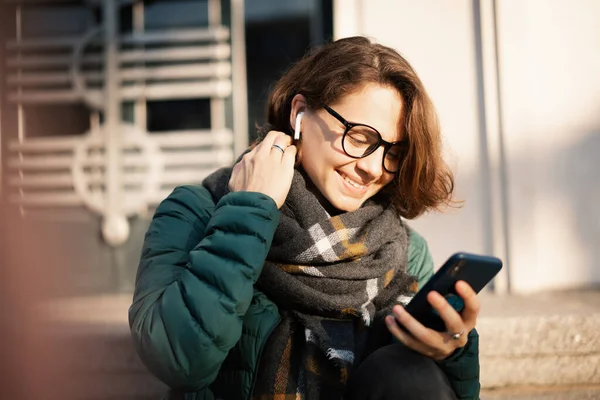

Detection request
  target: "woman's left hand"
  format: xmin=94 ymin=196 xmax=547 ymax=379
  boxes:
xmin=385 ymin=280 xmax=480 ymax=361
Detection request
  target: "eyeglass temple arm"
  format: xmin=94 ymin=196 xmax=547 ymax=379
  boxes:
xmin=322 ymin=104 xmax=350 ymax=128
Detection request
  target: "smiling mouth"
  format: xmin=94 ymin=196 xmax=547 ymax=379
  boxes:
xmin=338 ymin=171 xmax=368 ymax=191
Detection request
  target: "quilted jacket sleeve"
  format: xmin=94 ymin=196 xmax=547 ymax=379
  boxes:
xmin=407 ymin=231 xmax=481 ymax=400
xmin=128 ymin=186 xmax=280 ymax=392
xmin=437 ymin=329 xmax=481 ymax=400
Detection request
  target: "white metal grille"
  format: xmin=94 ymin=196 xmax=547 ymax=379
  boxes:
xmin=4 ymin=0 xmax=246 ymax=245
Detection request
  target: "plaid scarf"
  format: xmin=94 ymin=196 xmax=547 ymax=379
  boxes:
xmin=203 ymin=167 xmax=417 ymax=400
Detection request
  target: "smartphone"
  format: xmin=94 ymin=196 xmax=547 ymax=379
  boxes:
xmin=403 ymin=252 xmax=503 ymax=332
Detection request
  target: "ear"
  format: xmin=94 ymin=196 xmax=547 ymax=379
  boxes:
xmin=290 ymin=94 xmax=308 ymax=140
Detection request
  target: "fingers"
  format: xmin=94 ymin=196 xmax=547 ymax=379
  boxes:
xmin=228 ymin=161 xmax=241 ymax=192
xmin=385 ymin=307 xmax=453 ymax=360
xmin=271 ymin=135 xmax=293 ymax=159
xmin=260 ymin=130 xmax=281 ymax=148
xmin=391 ymin=305 xmax=435 ymax=343
xmin=260 ymin=131 xmax=292 ymax=157
xmin=281 ymin=144 xmax=298 ymax=169
xmin=384 ymin=315 xmax=439 ymax=358
xmin=267 ymin=132 xmax=295 ymax=164
xmin=427 ymin=291 xmax=467 ymax=344
xmin=455 ymin=280 xmax=480 ymax=327
xmin=271 ymin=143 xmax=286 ymax=156
xmin=229 ymin=130 xmax=296 ymax=208
xmin=385 ymin=283 xmax=482 ymax=361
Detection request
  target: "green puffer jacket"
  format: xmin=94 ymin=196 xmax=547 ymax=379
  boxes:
xmin=129 ymin=185 xmax=481 ymax=400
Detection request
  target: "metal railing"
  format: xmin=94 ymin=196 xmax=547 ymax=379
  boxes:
xmin=3 ymin=0 xmax=247 ymax=246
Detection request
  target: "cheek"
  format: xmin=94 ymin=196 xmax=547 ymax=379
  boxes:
xmin=299 ymin=134 xmax=349 ymax=176
xmin=369 ymin=175 xmax=395 ymax=195
xmin=298 ymin=138 xmax=324 ymax=165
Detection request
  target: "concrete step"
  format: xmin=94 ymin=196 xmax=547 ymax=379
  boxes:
xmin=40 ymin=289 xmax=600 ymax=398
xmin=482 ymin=386 xmax=600 ymax=400
xmin=477 ymin=290 xmax=600 ymax=389
xmin=44 ymin=322 xmax=168 ymax=399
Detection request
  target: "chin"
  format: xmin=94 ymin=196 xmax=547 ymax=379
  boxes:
xmin=328 ymin=197 xmax=363 ymax=213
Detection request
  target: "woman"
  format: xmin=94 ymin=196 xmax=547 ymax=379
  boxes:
xmin=129 ymin=36 xmax=481 ymax=400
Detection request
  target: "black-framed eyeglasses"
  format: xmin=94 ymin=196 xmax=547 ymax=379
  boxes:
xmin=322 ymin=104 xmax=408 ymax=174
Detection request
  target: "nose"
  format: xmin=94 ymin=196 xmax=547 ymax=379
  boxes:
xmin=355 ymin=146 xmax=385 ymax=179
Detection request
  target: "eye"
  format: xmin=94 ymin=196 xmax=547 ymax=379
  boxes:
xmin=346 ymin=126 xmax=378 ymax=146
xmin=386 ymin=151 xmax=400 ymax=160
xmin=386 ymin=144 xmax=407 ymax=160
xmin=347 ymin=133 xmax=370 ymax=145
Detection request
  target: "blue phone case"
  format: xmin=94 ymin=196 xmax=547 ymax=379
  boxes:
xmin=403 ymin=252 xmax=503 ymax=332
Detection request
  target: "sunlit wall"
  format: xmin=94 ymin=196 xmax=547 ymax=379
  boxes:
xmin=334 ymin=0 xmax=600 ymax=293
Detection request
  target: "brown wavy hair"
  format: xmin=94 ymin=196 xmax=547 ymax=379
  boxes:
xmin=260 ymin=36 xmax=456 ymax=219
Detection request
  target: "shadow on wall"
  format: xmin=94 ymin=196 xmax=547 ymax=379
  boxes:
xmin=556 ymin=130 xmax=600 ymax=283
xmin=503 ymin=128 xmax=600 ymax=289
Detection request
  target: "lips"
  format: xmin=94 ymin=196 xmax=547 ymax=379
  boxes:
xmin=337 ymin=171 xmax=369 ymax=196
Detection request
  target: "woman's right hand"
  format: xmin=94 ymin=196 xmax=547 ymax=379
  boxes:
xmin=228 ymin=131 xmax=297 ymax=209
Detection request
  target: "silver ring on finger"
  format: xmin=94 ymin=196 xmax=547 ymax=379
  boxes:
xmin=448 ymin=329 xmax=465 ymax=341
xmin=272 ymin=143 xmax=286 ymax=155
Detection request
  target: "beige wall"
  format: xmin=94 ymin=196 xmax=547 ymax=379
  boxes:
xmin=333 ymin=0 xmax=600 ymax=293
xmin=497 ymin=0 xmax=600 ymax=292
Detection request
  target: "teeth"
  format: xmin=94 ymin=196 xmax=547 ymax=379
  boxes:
xmin=342 ymin=174 xmax=366 ymax=189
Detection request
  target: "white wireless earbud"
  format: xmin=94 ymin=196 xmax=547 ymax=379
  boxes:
xmin=294 ymin=112 xmax=304 ymax=141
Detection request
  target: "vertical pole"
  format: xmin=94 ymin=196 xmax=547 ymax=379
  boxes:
xmin=102 ymin=0 xmax=127 ymax=246
xmin=0 ymin=6 xmax=4 ymax=201
xmin=90 ymin=112 xmax=101 ymax=197
xmin=89 ymin=9 xmax=101 ymax=198
xmin=208 ymin=0 xmax=226 ymax=135
xmin=0 ymin=9 xmax=5 ymax=200
xmin=133 ymin=1 xmax=146 ymax=131
xmin=476 ymin=0 xmax=511 ymax=293
xmin=229 ymin=0 xmax=248 ymax=156
xmin=16 ymin=6 xmax=25 ymax=217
